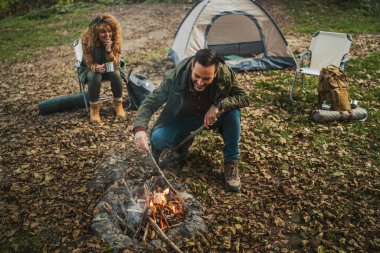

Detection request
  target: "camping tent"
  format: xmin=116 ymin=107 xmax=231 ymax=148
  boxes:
xmin=168 ymin=0 xmax=296 ymax=72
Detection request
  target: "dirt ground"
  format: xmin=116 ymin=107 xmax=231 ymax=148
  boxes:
xmin=0 ymin=2 xmax=379 ymax=252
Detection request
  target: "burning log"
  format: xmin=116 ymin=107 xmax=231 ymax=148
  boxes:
xmin=148 ymin=217 xmax=183 ymax=253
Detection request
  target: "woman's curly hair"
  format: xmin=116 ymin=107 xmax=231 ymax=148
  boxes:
xmin=81 ymin=13 xmax=122 ymax=54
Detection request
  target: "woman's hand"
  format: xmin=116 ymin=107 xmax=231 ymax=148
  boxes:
xmin=104 ymin=40 xmax=113 ymax=53
xmin=95 ymin=64 xmax=106 ymax=73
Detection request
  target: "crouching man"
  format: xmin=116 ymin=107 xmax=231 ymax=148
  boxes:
xmin=133 ymin=49 xmax=250 ymax=192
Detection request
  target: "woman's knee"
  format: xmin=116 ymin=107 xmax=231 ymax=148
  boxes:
xmin=108 ymin=71 xmax=122 ymax=81
xmin=87 ymin=71 xmax=102 ymax=84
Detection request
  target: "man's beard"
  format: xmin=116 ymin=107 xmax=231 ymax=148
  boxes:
xmin=192 ymin=80 xmax=207 ymax=92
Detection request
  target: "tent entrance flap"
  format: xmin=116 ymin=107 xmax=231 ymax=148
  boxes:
xmin=206 ymin=13 xmax=265 ymax=57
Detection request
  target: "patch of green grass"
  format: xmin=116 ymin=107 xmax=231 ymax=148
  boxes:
xmin=285 ymin=0 xmax=380 ymax=33
xmin=0 ymin=2 xmax=105 ymax=64
xmin=146 ymin=47 xmax=168 ymax=62
xmin=253 ymin=50 xmax=380 ymax=167
xmin=346 ymin=51 xmax=380 ymax=81
xmin=346 ymin=52 xmax=380 ymax=106
xmin=337 ymin=52 xmax=380 ymax=164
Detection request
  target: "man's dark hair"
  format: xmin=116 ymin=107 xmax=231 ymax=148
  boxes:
xmin=193 ymin=49 xmax=220 ymax=68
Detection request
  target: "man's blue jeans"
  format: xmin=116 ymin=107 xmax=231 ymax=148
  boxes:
xmin=151 ymin=109 xmax=240 ymax=162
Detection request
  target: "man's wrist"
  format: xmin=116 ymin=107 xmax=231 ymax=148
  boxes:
xmin=213 ymin=101 xmax=222 ymax=110
xmin=133 ymin=126 xmax=147 ymax=135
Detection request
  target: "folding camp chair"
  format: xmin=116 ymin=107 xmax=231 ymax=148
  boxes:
xmin=73 ymin=39 xmax=129 ymax=113
xmin=290 ymin=31 xmax=352 ymax=102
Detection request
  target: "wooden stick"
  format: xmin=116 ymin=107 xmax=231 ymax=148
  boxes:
xmin=148 ymin=151 xmax=179 ymax=196
xmin=102 ymin=203 xmax=128 ymax=229
xmin=169 ymin=222 xmax=183 ymax=229
xmin=118 ymin=200 xmax=129 ymax=218
xmin=133 ymin=206 xmax=149 ymax=238
xmin=147 ymin=168 xmax=184 ymax=215
xmin=172 ymin=125 xmax=204 ymax=152
xmin=143 ymin=222 xmax=150 ymax=244
xmin=121 ymin=178 xmax=136 ymax=203
xmin=118 ymin=200 xmax=135 ymax=234
xmin=160 ymin=208 xmax=170 ymax=229
xmin=148 ymin=217 xmax=183 ymax=253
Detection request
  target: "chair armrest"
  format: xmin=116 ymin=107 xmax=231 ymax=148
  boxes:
xmin=298 ymin=50 xmax=311 ymax=59
xmin=340 ymin=54 xmax=350 ymax=70
xmin=298 ymin=50 xmax=311 ymax=68
xmin=74 ymin=39 xmax=83 ymax=63
xmin=341 ymin=55 xmax=350 ymax=63
xmin=75 ymin=60 xmax=82 ymax=68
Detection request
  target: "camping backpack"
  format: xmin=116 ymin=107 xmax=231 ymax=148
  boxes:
xmin=125 ymin=71 xmax=156 ymax=110
xmin=317 ymin=65 xmax=351 ymax=112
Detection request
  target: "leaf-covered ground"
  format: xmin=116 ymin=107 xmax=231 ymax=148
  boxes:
xmin=0 ymin=2 xmax=379 ymax=253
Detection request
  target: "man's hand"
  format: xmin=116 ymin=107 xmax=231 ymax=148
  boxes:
xmin=204 ymin=104 xmax=223 ymax=129
xmin=134 ymin=131 xmax=150 ymax=153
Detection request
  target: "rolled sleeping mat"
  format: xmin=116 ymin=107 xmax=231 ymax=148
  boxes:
xmin=38 ymin=92 xmax=89 ymax=115
xmin=312 ymin=107 xmax=368 ymax=123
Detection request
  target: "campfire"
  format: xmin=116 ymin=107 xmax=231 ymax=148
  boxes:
xmin=90 ymin=152 xmax=207 ymax=252
xmin=132 ymin=178 xmax=184 ymax=243
xmin=97 ymin=176 xmax=185 ymax=252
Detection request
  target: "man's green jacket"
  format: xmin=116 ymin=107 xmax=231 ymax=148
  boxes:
xmin=133 ymin=56 xmax=251 ymax=131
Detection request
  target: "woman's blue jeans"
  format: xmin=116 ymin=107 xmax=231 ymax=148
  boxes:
xmin=151 ymin=109 xmax=241 ymax=162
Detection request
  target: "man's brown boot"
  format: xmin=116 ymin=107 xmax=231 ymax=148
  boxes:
xmin=89 ymin=102 xmax=101 ymax=123
xmin=224 ymin=160 xmax=241 ymax=192
xmin=114 ymin=98 xmax=126 ymax=119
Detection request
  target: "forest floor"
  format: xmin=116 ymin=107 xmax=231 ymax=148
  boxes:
xmin=0 ymin=2 xmax=379 ymax=252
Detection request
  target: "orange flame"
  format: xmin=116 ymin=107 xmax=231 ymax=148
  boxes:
xmin=143 ymin=184 xmax=184 ymax=231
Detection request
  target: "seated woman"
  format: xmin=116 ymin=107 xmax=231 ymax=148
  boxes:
xmin=80 ymin=13 xmax=126 ymax=123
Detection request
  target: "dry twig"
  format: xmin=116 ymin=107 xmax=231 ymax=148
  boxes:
xmin=133 ymin=206 xmax=149 ymax=238
xmin=148 ymin=151 xmax=179 ymax=196
xmin=148 ymin=217 xmax=183 ymax=253
xmin=143 ymin=222 xmax=150 ymax=244
xmin=102 ymin=202 xmax=128 ymax=229
xmin=172 ymin=125 xmax=204 ymax=152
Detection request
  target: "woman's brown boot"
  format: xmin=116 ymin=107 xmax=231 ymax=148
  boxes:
xmin=114 ymin=98 xmax=126 ymax=119
xmin=89 ymin=102 xmax=101 ymax=123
